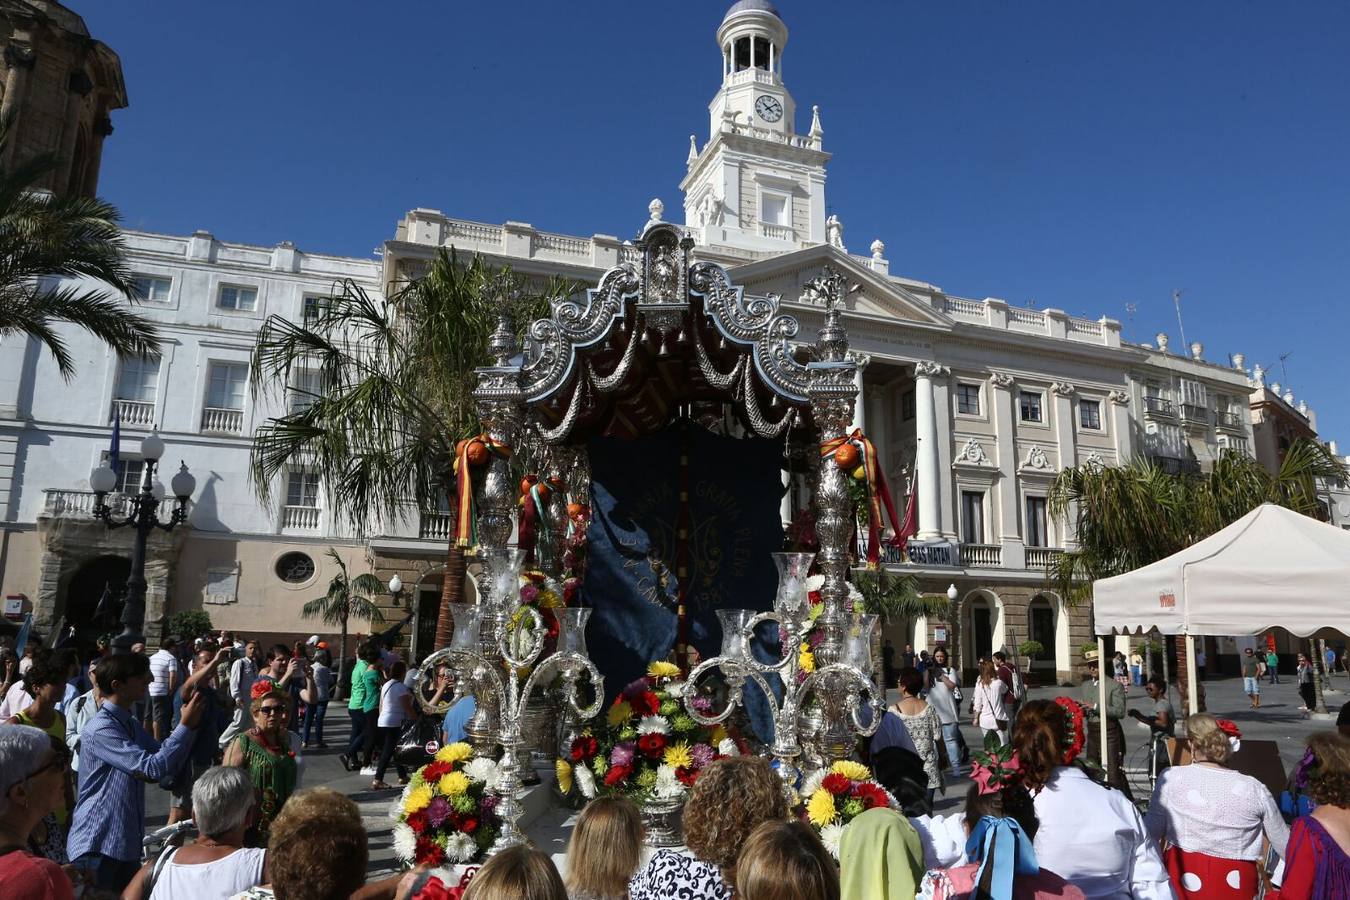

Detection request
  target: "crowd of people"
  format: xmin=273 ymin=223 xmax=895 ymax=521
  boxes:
xmin=6 ymin=630 xmax=1350 ymax=899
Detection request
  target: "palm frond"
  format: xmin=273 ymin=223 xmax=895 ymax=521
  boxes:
xmin=0 ymin=284 xmax=159 ymax=378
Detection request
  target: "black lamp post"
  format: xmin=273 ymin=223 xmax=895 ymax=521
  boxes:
xmin=89 ymin=431 xmax=195 ymax=653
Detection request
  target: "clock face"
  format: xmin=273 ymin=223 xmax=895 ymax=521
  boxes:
xmin=755 ymin=95 xmax=783 ymax=123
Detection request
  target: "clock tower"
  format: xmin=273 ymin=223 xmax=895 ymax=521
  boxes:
xmin=681 ymin=0 xmax=831 ymax=255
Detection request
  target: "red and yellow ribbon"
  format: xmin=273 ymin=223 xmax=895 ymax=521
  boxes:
xmin=821 ymin=428 xmax=904 ymax=568
xmin=453 ymin=435 xmax=512 ymax=548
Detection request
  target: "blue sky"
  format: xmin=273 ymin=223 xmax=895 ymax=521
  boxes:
xmin=83 ymin=2 xmax=1349 ymax=439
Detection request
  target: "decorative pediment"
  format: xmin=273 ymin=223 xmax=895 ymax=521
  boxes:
xmin=953 ymin=438 xmax=993 ymax=467
xmin=1021 ymin=445 xmax=1053 ymax=472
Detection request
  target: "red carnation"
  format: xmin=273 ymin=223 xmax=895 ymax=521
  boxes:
xmin=676 ymin=766 xmax=698 ymax=787
xmin=422 ymin=761 xmax=452 ymax=782
xmin=822 ymin=773 xmax=852 ymax=795
xmin=854 ymin=782 xmax=889 ymax=810
xmin=459 ymin=816 xmax=479 ymax=834
xmin=637 ymin=733 xmax=668 ymax=758
xmin=630 ymin=691 xmax=661 ymax=717
xmin=406 ymin=810 xmax=430 ymax=834
xmin=604 ymin=764 xmax=632 ymax=787
xmin=414 ymin=836 xmax=446 ymax=867
xmin=570 ymin=735 xmax=598 ymax=762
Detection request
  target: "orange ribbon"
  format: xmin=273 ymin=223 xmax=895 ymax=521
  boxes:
xmin=820 ymin=428 xmax=903 ymax=568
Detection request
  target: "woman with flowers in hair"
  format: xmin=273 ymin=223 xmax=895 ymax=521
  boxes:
xmin=1283 ymin=731 xmax=1350 ymax=896
xmin=1144 ymin=713 xmax=1287 ymax=898
xmin=920 ymin=745 xmax=1085 ymax=900
xmin=1010 ymin=699 xmax=1169 ymax=899
xmin=223 ymin=683 xmax=302 ymax=846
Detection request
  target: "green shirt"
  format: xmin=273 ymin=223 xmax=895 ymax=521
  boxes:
xmin=348 ymin=659 xmax=368 ymax=710
xmin=1241 ymin=658 xmax=1259 ymax=678
xmin=361 ymin=668 xmax=380 ymax=713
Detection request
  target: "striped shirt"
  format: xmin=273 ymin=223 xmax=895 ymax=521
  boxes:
xmin=66 ymin=700 xmax=194 ymax=862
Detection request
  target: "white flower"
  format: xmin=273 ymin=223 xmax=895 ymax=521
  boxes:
xmin=846 ymin=582 xmax=864 ymax=613
xmin=806 ymin=574 xmax=825 ymax=592
xmin=445 ymin=832 xmax=478 ymax=863
xmin=464 ymin=756 xmax=499 ymax=785
xmin=665 ymin=680 xmax=685 ymax=698
xmin=718 ymin=737 xmax=740 ymax=757
xmin=638 ymin=715 xmax=671 ymax=736
xmin=799 ymin=770 xmax=825 ymax=799
xmin=820 ymin=822 xmax=845 ymax=860
xmin=575 ymin=762 xmax=597 ymax=799
xmin=655 ymin=764 xmax=684 ymax=799
xmin=391 ymin=823 xmax=417 ymax=862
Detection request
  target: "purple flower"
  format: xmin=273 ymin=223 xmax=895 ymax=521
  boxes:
xmin=622 ymin=678 xmax=650 ymax=699
xmin=808 ymin=630 xmax=825 ymax=649
xmin=690 ymin=695 xmax=713 ymax=714
xmin=480 ymin=794 xmax=499 ymax=814
xmin=520 ymin=583 xmax=540 ymax=604
xmin=425 ymin=795 xmax=451 ymax=828
xmin=611 ymin=741 xmax=636 ymax=768
xmin=690 ymin=743 xmax=716 ymax=768
xmin=796 ymin=668 xmax=809 ymax=685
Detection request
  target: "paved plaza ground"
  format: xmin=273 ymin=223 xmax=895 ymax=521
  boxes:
xmin=138 ymin=674 xmax=1348 ymax=878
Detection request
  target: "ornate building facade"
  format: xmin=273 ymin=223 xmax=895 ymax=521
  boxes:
xmin=2 ymin=1 xmax=1342 ymax=679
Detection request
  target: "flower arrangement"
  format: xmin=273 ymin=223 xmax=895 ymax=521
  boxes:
xmin=795 ymin=575 xmax=866 ymax=680
xmin=556 ymin=661 xmax=727 ymax=805
xmin=798 ymin=759 xmax=900 ymax=858
xmin=1053 ymin=696 xmax=1088 ymax=765
xmin=561 ymin=502 xmax=590 ymax=605
xmin=391 ymin=742 xmax=502 ymax=866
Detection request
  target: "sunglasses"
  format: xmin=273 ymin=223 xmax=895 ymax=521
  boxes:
xmin=258 ymin=705 xmax=287 ymax=716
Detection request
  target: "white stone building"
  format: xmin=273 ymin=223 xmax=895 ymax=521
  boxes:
xmin=4 ymin=0 xmax=1331 ymax=681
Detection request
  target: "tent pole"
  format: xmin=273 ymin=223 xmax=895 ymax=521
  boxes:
xmin=1185 ymin=634 xmax=1199 ymax=718
xmin=1098 ymin=636 xmax=1108 ymax=777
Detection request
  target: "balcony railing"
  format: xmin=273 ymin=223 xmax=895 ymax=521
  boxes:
xmin=1026 ymin=547 xmax=1065 ymax=569
xmin=201 ymin=406 xmax=243 ymax=433
xmin=110 ymin=398 xmax=155 ymax=426
xmin=1181 ymin=403 xmax=1210 ymax=424
xmin=959 ymin=543 xmax=1003 ymax=568
xmin=1143 ymin=396 xmax=1176 ymax=417
xmin=42 ymin=489 xmax=161 ymax=518
xmin=281 ymin=505 xmax=320 ymax=530
xmin=760 ymin=222 xmax=794 ymax=242
xmin=419 ymin=511 xmax=453 ymax=542
xmin=1216 ymin=410 xmax=1244 ymax=430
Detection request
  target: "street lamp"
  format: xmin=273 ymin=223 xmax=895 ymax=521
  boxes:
xmin=89 ymin=431 xmax=195 ymax=653
xmin=947 ymin=583 xmax=959 ymax=603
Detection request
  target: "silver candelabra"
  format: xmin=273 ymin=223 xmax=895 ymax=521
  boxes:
xmin=683 ymin=551 xmax=883 ymax=789
xmin=419 ymin=547 xmax=603 ymax=854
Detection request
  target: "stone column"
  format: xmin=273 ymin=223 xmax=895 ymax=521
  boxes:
xmin=913 ymin=362 xmax=947 ymax=540
xmin=990 ymin=373 xmax=1024 ymax=569
xmin=1109 ymin=390 xmax=1133 ymax=462
xmin=1051 ymin=383 xmax=1077 ymax=468
xmin=849 ymin=354 xmax=870 ymax=433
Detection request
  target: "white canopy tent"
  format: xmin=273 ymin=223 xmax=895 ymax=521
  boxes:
xmin=1091 ymin=503 xmax=1350 ymax=734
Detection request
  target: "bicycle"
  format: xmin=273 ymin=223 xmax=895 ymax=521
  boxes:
xmin=141 ymin=818 xmax=197 ymax=864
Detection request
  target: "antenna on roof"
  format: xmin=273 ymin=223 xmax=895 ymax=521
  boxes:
xmin=1172 ymin=289 xmax=1187 ymax=352
xmin=1279 ymin=351 xmax=1293 ymax=386
xmin=1124 ymin=302 xmax=1137 ymax=340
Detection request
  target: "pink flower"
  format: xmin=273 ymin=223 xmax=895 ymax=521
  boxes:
xmin=520 ymin=583 xmax=540 ymax=604
xmin=610 ymin=741 xmax=636 ymax=768
xmin=690 ymin=743 xmax=716 ymax=768
xmin=690 ymin=695 xmax=713 ymax=714
xmin=425 ymin=795 xmax=451 ymax=827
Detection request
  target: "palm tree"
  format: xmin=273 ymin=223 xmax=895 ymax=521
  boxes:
xmin=0 ymin=114 xmax=158 ymax=377
xmin=250 ymin=249 xmax=563 ymax=653
xmin=302 ymin=549 xmax=385 ymax=699
xmin=1049 ymin=439 xmax=1346 ymax=712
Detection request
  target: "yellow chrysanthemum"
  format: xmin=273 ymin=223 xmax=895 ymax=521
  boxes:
xmin=830 ymin=760 xmax=871 ymax=782
xmin=710 ymin=724 xmax=728 ymax=746
xmin=435 ymin=742 xmax=473 ymax=764
xmin=647 ymin=661 xmax=681 ymax=679
xmin=806 ymin=788 xmax=837 ymax=827
xmin=798 ymin=646 xmax=816 ymax=673
xmin=663 ymin=741 xmax=693 ymax=770
xmin=607 ymin=700 xmax=633 ymax=727
xmin=438 ymin=771 xmax=471 ymax=796
xmin=403 ymin=784 xmax=433 ymax=815
xmin=555 ymin=759 xmax=573 ymax=794
xmin=538 ymin=589 xmax=563 ymax=609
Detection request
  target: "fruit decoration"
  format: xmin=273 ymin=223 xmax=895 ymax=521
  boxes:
xmin=833 ymin=442 xmax=860 ymax=470
xmin=465 ymin=440 xmax=489 ymax=467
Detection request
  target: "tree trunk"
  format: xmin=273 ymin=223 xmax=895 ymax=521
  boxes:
xmin=434 ymin=543 xmax=467 ymax=650
xmin=335 ymin=613 xmax=350 ymax=702
xmin=1144 ymin=638 xmax=1154 ymax=682
xmin=1311 ymin=639 xmax=1329 ymax=714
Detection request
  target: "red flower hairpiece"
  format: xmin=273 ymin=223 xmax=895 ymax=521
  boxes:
xmin=1053 ymin=696 xmax=1088 ymax=766
xmin=1216 ymin=719 xmax=1241 ymax=739
xmin=970 ymin=746 xmax=1024 ymax=795
xmin=250 ymin=681 xmax=274 ymax=700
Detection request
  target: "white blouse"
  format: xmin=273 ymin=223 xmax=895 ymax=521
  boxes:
xmin=1144 ymin=762 xmax=1290 ymax=861
xmin=971 ymin=678 xmax=1009 ymax=730
xmin=1032 ymin=766 xmax=1172 ymax=900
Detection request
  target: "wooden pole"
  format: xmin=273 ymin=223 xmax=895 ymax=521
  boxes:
xmin=1098 ymin=635 xmax=1108 ymax=775
xmin=1185 ymin=634 xmax=1199 ymax=718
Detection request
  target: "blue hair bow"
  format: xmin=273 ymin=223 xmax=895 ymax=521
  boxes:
xmin=964 ymin=816 xmax=1039 ymax=900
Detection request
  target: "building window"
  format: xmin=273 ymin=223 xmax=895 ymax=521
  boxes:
xmin=1079 ymin=399 xmax=1102 ymax=430
xmin=901 ymin=390 xmax=916 ymax=421
xmin=956 ymin=383 xmax=981 ymax=416
xmin=286 ymin=471 xmax=320 ymax=508
xmin=1019 ymin=391 xmax=1043 ymax=423
xmin=130 ymin=275 xmax=172 ymax=303
xmin=288 ymin=370 xmax=325 ymax=415
xmin=760 ymin=193 xmax=787 ymax=226
xmin=217 ymin=285 xmax=258 ymax=312
xmin=1026 ymin=496 xmax=1048 ymax=547
xmin=960 ymin=491 xmax=985 ymax=545
xmin=301 ymin=295 xmax=329 ymax=327
xmin=115 ymin=356 xmax=160 ymax=403
xmin=275 ymin=552 xmax=316 ymax=584
xmin=206 ymin=362 xmax=247 ymax=410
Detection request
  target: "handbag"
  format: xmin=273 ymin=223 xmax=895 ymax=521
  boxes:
xmin=395 ymin=715 xmax=441 ymax=766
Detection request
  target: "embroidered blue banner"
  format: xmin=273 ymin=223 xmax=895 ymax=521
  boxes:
xmin=581 ymin=426 xmax=783 ymax=732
